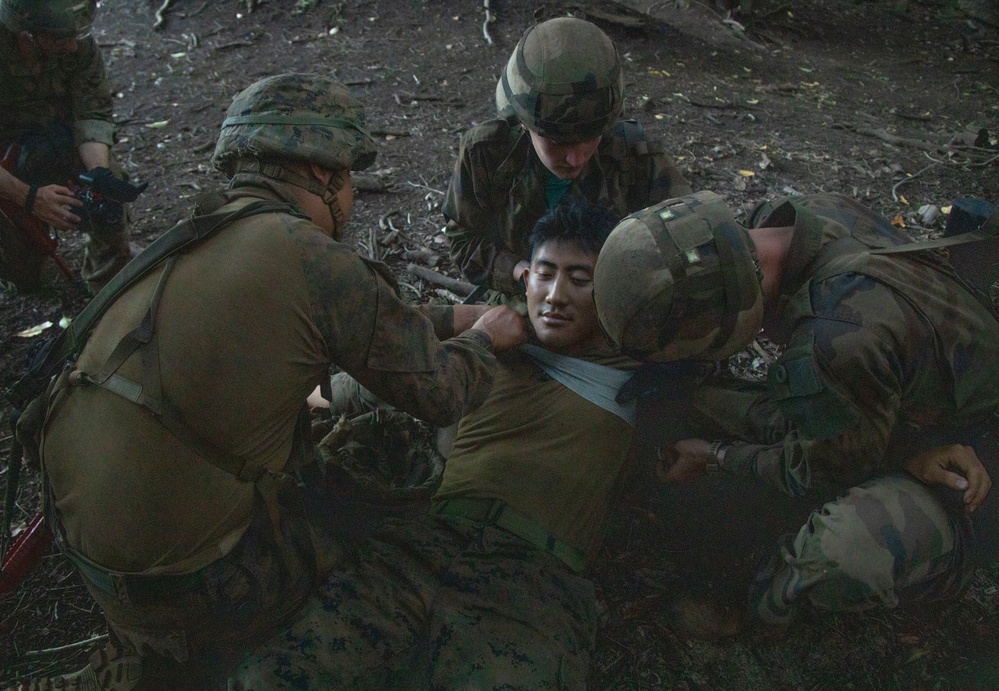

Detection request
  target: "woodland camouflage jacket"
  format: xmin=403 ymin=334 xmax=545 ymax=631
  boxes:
xmin=442 ymin=117 xmax=692 ymax=295
xmin=719 ymin=194 xmax=999 ymax=497
xmin=0 ymin=26 xmax=115 ymax=147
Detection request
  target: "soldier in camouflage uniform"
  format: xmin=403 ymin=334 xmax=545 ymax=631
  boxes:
xmin=594 ymin=191 xmax=998 ymax=623
xmin=230 ymin=197 xmax=637 ymax=690
xmin=0 ymin=0 xmax=133 ymax=292
xmin=33 ymin=73 xmax=525 ymax=688
xmin=442 ymin=16 xmax=692 ymax=299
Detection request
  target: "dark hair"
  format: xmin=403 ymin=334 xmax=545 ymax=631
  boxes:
xmin=527 ymin=196 xmax=619 ymax=258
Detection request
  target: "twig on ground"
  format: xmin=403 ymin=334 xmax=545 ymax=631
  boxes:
xmin=404 ymin=249 xmax=443 ymax=267
xmin=433 ymin=288 xmax=465 ymax=304
xmin=153 ymin=0 xmax=175 ymax=30
xmin=184 ymin=2 xmax=209 ymax=19
xmin=369 ymin=129 xmax=412 ymax=138
xmin=403 ymin=180 xmax=444 ymax=195
xmin=352 ymin=174 xmax=389 ymax=193
xmin=482 ymin=0 xmax=493 ymax=46
xmin=832 ymin=123 xmax=938 ymax=152
xmin=969 ymin=153 xmax=999 ymax=168
xmin=367 ymin=227 xmax=379 ymax=262
xmin=24 ymin=634 xmax=108 ymax=658
xmin=406 ymin=264 xmax=472 ymax=295
xmin=379 ymin=211 xmax=402 ymax=233
xmin=214 ymin=39 xmax=257 ymax=51
xmin=891 ymin=162 xmax=938 ymax=201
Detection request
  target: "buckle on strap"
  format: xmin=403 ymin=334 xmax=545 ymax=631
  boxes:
xmin=432 ymin=498 xmax=587 ymax=573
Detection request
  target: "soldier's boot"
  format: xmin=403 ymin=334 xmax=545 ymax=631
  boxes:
xmin=13 ymin=641 xmax=143 ymax=691
xmin=664 ymin=590 xmax=743 ymax=640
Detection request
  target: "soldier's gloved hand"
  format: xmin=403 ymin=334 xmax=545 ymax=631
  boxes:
xmin=904 ymin=444 xmax=992 ymax=514
xmin=616 ymin=360 xmax=718 ymax=405
xmin=81 ymin=167 xmax=149 ymax=202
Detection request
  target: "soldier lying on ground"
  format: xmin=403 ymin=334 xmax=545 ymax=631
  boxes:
xmin=442 ymin=16 xmax=691 ymax=301
xmin=0 ymin=0 xmax=134 ymax=293
xmin=231 ymin=196 xmax=638 ymax=690
xmin=595 ymin=191 xmax=997 ymax=625
xmin=26 ymin=73 xmax=526 ymax=689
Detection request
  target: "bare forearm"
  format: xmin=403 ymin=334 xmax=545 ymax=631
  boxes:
xmin=0 ymin=164 xmax=30 ymax=207
xmin=78 ymin=142 xmax=111 ymax=171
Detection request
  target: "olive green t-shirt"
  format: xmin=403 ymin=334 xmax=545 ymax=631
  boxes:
xmin=434 ymin=346 xmax=637 ymax=556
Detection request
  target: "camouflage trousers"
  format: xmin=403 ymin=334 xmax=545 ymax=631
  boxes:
xmin=230 ymin=513 xmax=597 ymax=690
xmin=0 ymin=126 xmax=132 ymax=293
xmin=75 ymin=501 xmax=327 ymax=689
xmin=749 ymin=472 xmax=973 ymax=623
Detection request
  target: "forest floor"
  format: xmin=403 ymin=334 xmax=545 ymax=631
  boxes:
xmin=2 ymin=0 xmax=998 ymax=687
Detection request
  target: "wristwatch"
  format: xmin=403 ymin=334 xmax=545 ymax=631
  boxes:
xmin=705 ymin=440 xmax=729 ymax=473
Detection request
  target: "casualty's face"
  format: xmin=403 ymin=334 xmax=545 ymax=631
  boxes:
xmin=524 ymin=239 xmax=605 ymax=356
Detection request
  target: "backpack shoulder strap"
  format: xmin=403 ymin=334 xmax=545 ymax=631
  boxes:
xmin=10 ymin=198 xmax=304 ymax=403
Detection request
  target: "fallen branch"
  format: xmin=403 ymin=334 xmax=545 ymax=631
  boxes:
xmin=214 ymin=39 xmax=257 ymax=51
xmin=353 ymin=174 xmax=388 ymax=193
xmin=891 ymin=162 xmax=938 ymax=202
xmin=482 ymin=0 xmax=493 ymax=46
xmin=831 ymin=123 xmax=938 ymax=152
xmin=370 ymin=129 xmax=412 ymax=138
xmin=404 ymin=249 xmax=443 ymax=267
xmin=367 ymin=227 xmax=379 ymax=262
xmin=434 ymin=288 xmax=466 ymax=304
xmin=406 ymin=264 xmax=472 ymax=295
xmin=153 ymin=0 xmax=175 ymax=31
xmin=379 ymin=211 xmax=401 ymax=231
xmin=24 ymin=634 xmax=108 ymax=658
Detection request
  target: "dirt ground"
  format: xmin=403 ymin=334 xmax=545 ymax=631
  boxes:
xmin=2 ymin=0 xmax=998 ymax=687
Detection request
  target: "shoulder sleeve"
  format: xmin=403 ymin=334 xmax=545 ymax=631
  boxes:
xmin=70 ymin=38 xmax=115 ymax=147
xmin=297 ymin=232 xmax=496 ymax=426
xmin=442 ymin=120 xmax=524 ymax=293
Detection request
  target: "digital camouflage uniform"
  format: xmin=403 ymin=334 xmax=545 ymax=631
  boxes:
xmin=689 ymin=194 xmax=999 ymax=620
xmin=231 ymin=347 xmax=637 ymax=690
xmin=0 ymin=19 xmax=132 ymax=291
xmin=442 ymin=17 xmax=692 ymax=296
xmin=36 ymin=74 xmax=498 ymax=687
xmin=443 ymin=119 xmax=692 ymax=295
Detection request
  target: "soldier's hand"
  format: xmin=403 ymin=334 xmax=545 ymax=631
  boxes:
xmin=32 ymin=184 xmax=82 ymax=231
xmin=471 ymin=305 xmax=527 ymax=353
xmin=657 ymin=438 xmax=711 ymax=484
xmin=904 ymin=444 xmax=991 ymax=513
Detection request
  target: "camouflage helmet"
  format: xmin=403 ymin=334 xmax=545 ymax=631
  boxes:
xmin=495 ymin=17 xmax=624 ymax=143
xmin=594 ymin=191 xmax=764 ymax=362
xmin=213 ymin=73 xmax=377 ymax=178
xmin=0 ymin=0 xmax=95 ymax=36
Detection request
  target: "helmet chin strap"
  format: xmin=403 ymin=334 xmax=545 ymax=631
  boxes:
xmin=232 ymin=159 xmax=345 ymax=235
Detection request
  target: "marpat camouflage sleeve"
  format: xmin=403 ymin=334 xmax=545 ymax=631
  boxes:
xmin=298 ymin=233 xmax=495 ymax=426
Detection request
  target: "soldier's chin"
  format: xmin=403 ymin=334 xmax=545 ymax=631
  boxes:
xmin=534 ymin=327 xmax=575 ymax=353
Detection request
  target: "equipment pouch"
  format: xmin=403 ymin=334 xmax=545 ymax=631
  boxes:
xmin=14 ymin=366 xmax=70 ymax=471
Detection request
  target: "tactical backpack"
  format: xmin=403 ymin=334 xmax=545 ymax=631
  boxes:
xmin=2 ymin=195 xmax=306 ymax=555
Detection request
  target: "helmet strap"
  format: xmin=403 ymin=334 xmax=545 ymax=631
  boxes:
xmin=231 ymin=158 xmax=345 ymax=234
